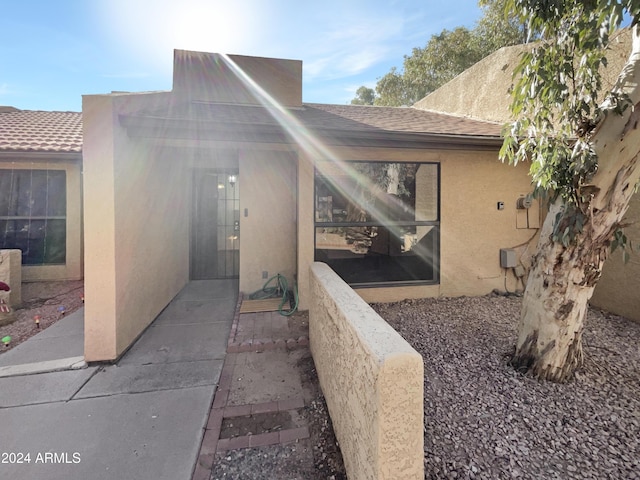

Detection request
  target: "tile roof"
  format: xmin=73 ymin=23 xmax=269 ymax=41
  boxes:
xmin=0 ymin=109 xmax=82 ymax=153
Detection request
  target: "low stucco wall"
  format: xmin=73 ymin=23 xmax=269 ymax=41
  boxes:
xmin=0 ymin=249 xmax=21 ymax=307
xmin=309 ymin=262 xmax=424 ymax=480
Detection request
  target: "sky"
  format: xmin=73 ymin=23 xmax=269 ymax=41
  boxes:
xmin=0 ymin=0 xmax=484 ymax=112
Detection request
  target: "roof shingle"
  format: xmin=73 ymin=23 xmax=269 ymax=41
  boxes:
xmin=0 ymin=109 xmax=82 ymax=153
xmin=131 ymin=101 xmax=503 ymax=138
xmin=301 ymin=103 xmax=503 ymax=137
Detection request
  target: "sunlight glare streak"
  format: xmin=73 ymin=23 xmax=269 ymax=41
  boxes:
xmin=217 ymin=54 xmax=417 ymax=238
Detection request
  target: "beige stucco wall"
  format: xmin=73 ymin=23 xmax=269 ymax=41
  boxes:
xmin=83 ymin=115 xmax=541 ymax=353
xmin=414 ymin=44 xmax=526 ymax=123
xmin=0 ymin=158 xmax=83 ymax=282
xmin=83 ymin=91 xmax=301 ymax=361
xmin=309 ymin=262 xmax=424 ymax=480
xmin=173 ymin=50 xmax=302 ymax=108
xmin=239 ymin=150 xmax=297 ymax=294
xmin=591 ymin=193 xmax=640 ymax=321
xmin=0 ymin=249 xmax=21 ymax=307
xmin=414 ymin=30 xmax=631 ymax=124
xmin=83 ymin=91 xmax=190 ymax=361
xmin=297 ymin=145 xmax=538 ymax=308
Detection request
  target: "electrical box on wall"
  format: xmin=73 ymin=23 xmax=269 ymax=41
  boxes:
xmin=516 ymin=194 xmax=541 ymax=229
xmin=516 ymin=196 xmax=533 ymax=209
xmin=500 ymin=248 xmax=517 ymax=268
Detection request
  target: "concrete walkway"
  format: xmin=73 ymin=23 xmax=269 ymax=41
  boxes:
xmin=0 ymin=279 xmax=237 ymax=480
xmin=0 ymin=306 xmax=86 ymax=377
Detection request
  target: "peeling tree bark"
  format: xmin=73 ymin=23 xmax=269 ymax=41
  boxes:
xmin=511 ymin=25 xmax=640 ymax=382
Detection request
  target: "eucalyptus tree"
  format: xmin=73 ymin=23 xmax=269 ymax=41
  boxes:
xmin=350 ymin=86 xmax=375 ymax=105
xmin=501 ymin=0 xmax=640 ymax=382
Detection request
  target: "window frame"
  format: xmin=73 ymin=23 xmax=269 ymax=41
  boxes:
xmin=314 ymin=160 xmax=440 ymax=288
xmin=0 ymin=169 xmax=67 ymax=266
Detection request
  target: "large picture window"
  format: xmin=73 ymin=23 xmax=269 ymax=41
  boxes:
xmin=314 ymin=161 xmax=439 ymax=286
xmin=0 ymin=169 xmax=66 ymax=265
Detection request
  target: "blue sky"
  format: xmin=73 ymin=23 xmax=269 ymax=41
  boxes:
xmin=1 ymin=0 xmax=483 ymax=112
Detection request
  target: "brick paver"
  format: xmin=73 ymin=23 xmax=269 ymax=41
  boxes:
xmin=192 ymin=303 xmax=311 ymax=480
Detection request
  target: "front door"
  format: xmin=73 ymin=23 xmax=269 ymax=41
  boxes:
xmin=190 ymin=170 xmax=239 ymax=280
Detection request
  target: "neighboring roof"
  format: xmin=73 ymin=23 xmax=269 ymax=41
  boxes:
xmin=0 ymin=109 xmax=82 ymax=153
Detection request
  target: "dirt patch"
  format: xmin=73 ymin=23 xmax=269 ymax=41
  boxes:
xmin=297 ymin=347 xmax=347 ymax=480
xmin=287 ymin=311 xmax=309 ymax=339
xmin=0 ymin=280 xmax=83 ymax=351
xmin=220 ymin=410 xmax=304 ymax=438
xmin=227 ymin=349 xmax=306 ymax=405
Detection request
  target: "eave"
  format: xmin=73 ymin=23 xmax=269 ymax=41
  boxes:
xmin=119 ymin=114 xmax=504 ymax=151
xmin=0 ymin=150 xmax=83 ymax=161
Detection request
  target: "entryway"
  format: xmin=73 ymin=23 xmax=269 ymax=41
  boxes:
xmin=190 ymin=170 xmax=240 ymax=280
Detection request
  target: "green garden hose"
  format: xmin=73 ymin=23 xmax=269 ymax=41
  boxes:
xmin=249 ymin=273 xmax=299 ymax=316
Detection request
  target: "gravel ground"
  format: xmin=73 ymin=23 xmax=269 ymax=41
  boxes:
xmin=373 ymin=294 xmax=640 ymax=480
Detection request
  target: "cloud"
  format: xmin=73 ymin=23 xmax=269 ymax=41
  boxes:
xmin=305 ymin=48 xmax=390 ymax=81
xmin=302 ymin=13 xmax=403 ymax=81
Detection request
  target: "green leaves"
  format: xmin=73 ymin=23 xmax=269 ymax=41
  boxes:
xmin=551 ymin=205 xmax=587 ymax=247
xmin=609 ymin=227 xmax=638 ymax=263
xmin=350 ymin=86 xmax=375 ymax=106
xmin=375 ymin=27 xmax=487 ymax=106
xmin=499 ymin=1 xmax=640 ymax=249
xmin=500 ymin=0 xmax=637 ymax=240
xmin=610 ymin=228 xmax=628 ymax=252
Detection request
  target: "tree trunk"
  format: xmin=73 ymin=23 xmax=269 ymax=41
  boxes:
xmin=511 ymin=201 xmax=605 ymax=382
xmin=511 ymin=25 xmax=640 ymax=382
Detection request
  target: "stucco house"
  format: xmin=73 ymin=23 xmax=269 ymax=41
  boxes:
xmin=4 ymin=46 xmax=634 ymax=363
xmin=0 ymin=107 xmax=83 ymax=282
xmin=415 ymin=31 xmax=640 ymax=324
xmin=81 ymin=50 xmax=544 ymax=361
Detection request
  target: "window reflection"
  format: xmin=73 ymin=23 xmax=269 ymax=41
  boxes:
xmin=0 ymin=170 xmax=66 ymax=265
xmin=315 ymin=162 xmax=439 ymax=286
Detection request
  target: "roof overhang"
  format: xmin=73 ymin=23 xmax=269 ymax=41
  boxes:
xmin=119 ymin=114 xmax=504 ymax=151
xmin=0 ymin=150 xmax=82 ymax=161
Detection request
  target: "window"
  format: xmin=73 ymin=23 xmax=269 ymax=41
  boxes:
xmin=0 ymin=169 xmax=66 ymax=265
xmin=314 ymin=161 xmax=439 ymax=286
